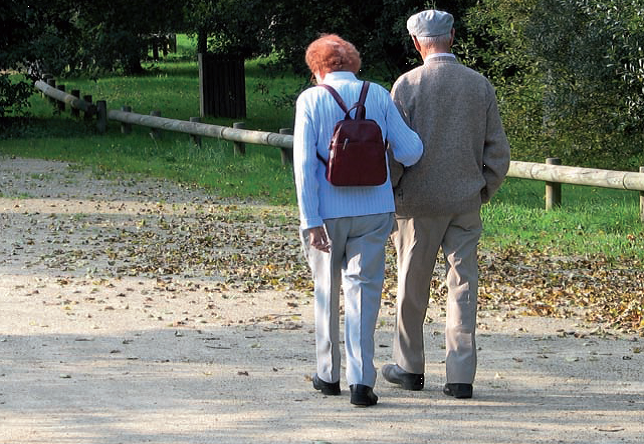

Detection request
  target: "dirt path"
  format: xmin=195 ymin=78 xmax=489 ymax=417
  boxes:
xmin=1 ymin=157 xmax=642 ymax=444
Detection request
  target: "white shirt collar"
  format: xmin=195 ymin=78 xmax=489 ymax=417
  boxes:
xmin=322 ymin=71 xmax=358 ymax=84
xmin=424 ymin=53 xmax=456 ymax=63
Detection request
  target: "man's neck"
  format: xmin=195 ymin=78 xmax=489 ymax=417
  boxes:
xmin=429 ymin=45 xmax=451 ymax=54
xmin=420 ymin=46 xmax=451 ymax=59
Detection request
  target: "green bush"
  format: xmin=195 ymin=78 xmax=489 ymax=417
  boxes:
xmin=0 ymin=74 xmax=32 ymax=118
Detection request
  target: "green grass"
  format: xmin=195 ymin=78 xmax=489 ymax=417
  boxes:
xmin=482 ymin=178 xmax=643 ymax=260
xmin=2 ymin=36 xmax=643 ymax=261
xmin=3 ymin=41 xmax=302 ymax=205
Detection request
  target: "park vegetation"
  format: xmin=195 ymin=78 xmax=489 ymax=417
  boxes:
xmin=2 ymin=0 xmax=644 ymax=171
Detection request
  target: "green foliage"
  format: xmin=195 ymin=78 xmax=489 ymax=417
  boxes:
xmin=0 ymin=74 xmax=32 ymax=118
xmin=183 ymin=0 xmax=271 ymax=57
xmin=454 ymin=0 xmax=644 ymax=170
xmin=526 ymin=0 xmax=644 ymax=167
xmin=1 ymin=1 xmax=80 ymax=116
xmin=0 ymin=0 xmax=185 ymax=80
xmin=261 ymin=0 xmax=463 ymax=79
xmin=1 ymin=1 xmax=82 ymax=76
xmin=458 ymin=0 xmax=546 ymax=161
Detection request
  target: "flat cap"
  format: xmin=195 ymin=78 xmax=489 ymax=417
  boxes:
xmin=407 ymin=10 xmax=454 ymax=37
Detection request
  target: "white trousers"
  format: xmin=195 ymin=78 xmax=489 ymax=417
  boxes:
xmin=302 ymin=212 xmax=394 ymax=387
xmin=392 ymin=211 xmax=482 ymax=384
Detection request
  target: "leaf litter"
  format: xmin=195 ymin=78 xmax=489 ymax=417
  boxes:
xmin=21 ymin=199 xmax=642 ymax=336
xmin=2 ymin=160 xmax=642 ymax=336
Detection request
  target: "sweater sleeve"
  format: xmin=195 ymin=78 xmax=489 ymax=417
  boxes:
xmin=388 ymin=79 xmax=422 ymax=185
xmin=385 ymin=99 xmax=423 ymax=167
xmin=293 ymin=93 xmax=323 ymax=229
xmin=481 ymin=85 xmax=511 ymax=203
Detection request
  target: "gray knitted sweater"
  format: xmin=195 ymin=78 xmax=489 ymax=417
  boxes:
xmin=390 ymin=56 xmax=511 ymax=217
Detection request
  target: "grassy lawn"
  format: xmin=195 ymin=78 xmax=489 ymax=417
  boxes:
xmin=482 ymin=178 xmax=643 ymax=260
xmin=2 ymin=35 xmax=643 ymax=263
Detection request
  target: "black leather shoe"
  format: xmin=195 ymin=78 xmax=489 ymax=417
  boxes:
xmin=350 ymin=384 xmax=378 ymax=407
xmin=381 ymin=364 xmax=424 ymax=390
xmin=443 ymin=383 xmax=473 ymax=399
xmin=312 ymin=374 xmax=341 ymax=396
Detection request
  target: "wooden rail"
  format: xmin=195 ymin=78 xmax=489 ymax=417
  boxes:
xmin=509 ymin=160 xmax=644 ymax=191
xmin=34 ymin=78 xmax=644 ymax=221
xmin=105 ymin=108 xmax=293 ymax=149
xmin=35 ymin=80 xmax=96 ymax=115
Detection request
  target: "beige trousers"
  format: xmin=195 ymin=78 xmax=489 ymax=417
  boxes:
xmin=392 ymin=211 xmax=482 ymax=384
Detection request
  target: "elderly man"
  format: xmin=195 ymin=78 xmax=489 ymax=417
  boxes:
xmin=381 ymin=10 xmax=511 ymax=399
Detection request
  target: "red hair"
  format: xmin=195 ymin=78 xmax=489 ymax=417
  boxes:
xmin=305 ymin=34 xmax=362 ymax=75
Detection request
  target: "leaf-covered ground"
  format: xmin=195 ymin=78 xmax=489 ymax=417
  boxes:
xmin=29 ymin=202 xmax=643 ymax=336
xmin=2 ymin=157 xmax=641 ymax=336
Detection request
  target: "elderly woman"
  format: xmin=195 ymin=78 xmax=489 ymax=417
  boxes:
xmin=293 ymin=34 xmax=423 ymax=407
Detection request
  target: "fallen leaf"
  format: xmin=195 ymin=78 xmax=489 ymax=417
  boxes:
xmin=596 ymin=426 xmax=624 ymax=432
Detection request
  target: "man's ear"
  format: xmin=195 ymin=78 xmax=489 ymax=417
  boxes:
xmin=412 ymin=35 xmax=421 ymax=53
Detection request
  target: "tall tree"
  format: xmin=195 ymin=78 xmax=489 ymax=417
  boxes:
xmin=184 ymin=0 xmax=270 ymax=57
xmin=1 ymin=0 xmax=185 ymax=117
xmin=526 ymin=0 xmax=644 ymax=164
xmin=75 ymin=1 xmax=185 ymax=75
xmin=259 ymin=1 xmax=475 ymax=79
xmin=1 ymin=1 xmax=81 ymax=117
xmin=457 ymin=0 xmax=544 ymax=155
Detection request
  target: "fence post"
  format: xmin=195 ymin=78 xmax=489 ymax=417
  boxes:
xmin=46 ymin=78 xmax=56 ymax=104
xmin=279 ymin=128 xmax=293 ymax=165
xmin=96 ymin=100 xmax=107 ymax=134
xmin=71 ymin=90 xmax=81 ymax=118
xmin=640 ymin=167 xmax=644 ymax=223
xmin=83 ymin=95 xmax=93 ymax=121
xmin=121 ymin=106 xmax=132 ymax=134
xmin=545 ymin=157 xmax=562 ymax=210
xmin=233 ymin=122 xmax=246 ymax=156
xmin=190 ymin=117 xmax=202 ymax=147
xmin=56 ymin=85 xmax=66 ymax=112
xmin=150 ymin=110 xmax=161 ymax=139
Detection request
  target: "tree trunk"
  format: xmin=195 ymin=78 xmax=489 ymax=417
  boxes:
xmin=197 ymin=28 xmax=208 ymax=55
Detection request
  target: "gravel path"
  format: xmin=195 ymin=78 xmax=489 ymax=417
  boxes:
xmin=1 ymin=157 xmax=642 ymax=444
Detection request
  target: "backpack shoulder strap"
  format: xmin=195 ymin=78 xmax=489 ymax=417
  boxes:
xmin=318 ymin=81 xmax=370 ymax=119
xmin=351 ymin=81 xmax=370 ymax=119
xmin=317 ymin=84 xmax=349 ymax=114
xmin=358 ymin=81 xmax=370 ymax=106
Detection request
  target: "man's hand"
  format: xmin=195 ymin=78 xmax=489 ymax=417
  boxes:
xmin=308 ymin=226 xmax=330 ymax=253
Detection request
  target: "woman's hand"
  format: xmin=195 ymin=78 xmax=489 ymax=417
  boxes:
xmin=308 ymin=226 xmax=330 ymax=253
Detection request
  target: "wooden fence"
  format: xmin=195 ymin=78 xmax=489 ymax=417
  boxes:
xmin=34 ymin=79 xmax=644 ymax=222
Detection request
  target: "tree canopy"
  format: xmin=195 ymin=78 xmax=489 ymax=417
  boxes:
xmin=2 ymin=0 xmax=643 ymax=169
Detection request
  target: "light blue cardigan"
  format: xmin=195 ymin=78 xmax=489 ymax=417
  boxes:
xmin=293 ymin=71 xmax=423 ymax=230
